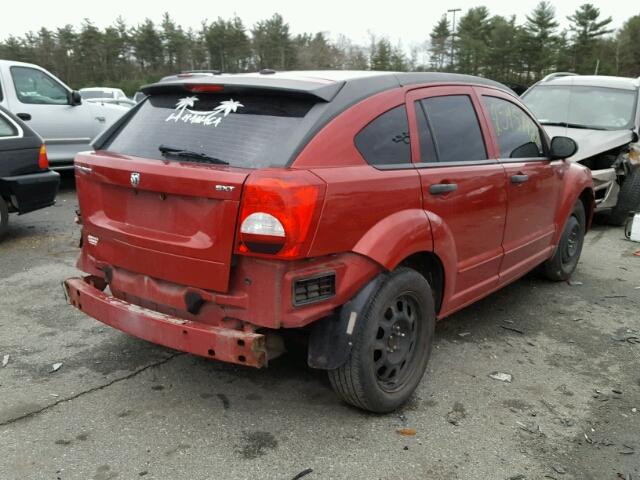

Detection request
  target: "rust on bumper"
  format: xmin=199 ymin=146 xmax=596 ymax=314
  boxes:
xmin=63 ymin=276 xmax=267 ymax=367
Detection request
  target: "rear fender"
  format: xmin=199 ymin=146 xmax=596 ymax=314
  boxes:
xmin=352 ymin=209 xmax=433 ymax=270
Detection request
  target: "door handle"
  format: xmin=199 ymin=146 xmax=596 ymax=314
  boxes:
xmin=511 ymin=174 xmax=529 ymax=184
xmin=16 ymin=113 xmax=31 ymax=121
xmin=429 ymin=183 xmax=458 ymax=195
xmin=95 ymin=116 xmax=106 ymax=122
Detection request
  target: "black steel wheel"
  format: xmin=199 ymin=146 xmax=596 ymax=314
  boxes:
xmin=543 ymin=201 xmax=586 ymax=281
xmin=374 ymin=294 xmax=422 ymax=392
xmin=328 ymin=268 xmax=436 ymax=413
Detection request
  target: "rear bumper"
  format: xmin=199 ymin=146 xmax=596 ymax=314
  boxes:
xmin=63 ymin=276 xmax=267 ymax=367
xmin=0 ymin=170 xmax=60 ymax=214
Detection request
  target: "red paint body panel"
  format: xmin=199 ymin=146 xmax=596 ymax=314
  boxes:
xmin=75 ymin=151 xmax=248 ymax=292
xmin=68 ymin=79 xmax=595 ymax=367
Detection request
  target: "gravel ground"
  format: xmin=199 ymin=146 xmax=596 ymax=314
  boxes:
xmin=0 ymin=175 xmax=639 ymax=480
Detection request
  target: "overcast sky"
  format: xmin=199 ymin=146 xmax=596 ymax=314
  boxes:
xmin=0 ymin=0 xmax=632 ymax=47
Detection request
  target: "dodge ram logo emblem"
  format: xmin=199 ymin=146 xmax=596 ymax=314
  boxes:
xmin=130 ymin=172 xmax=140 ymax=187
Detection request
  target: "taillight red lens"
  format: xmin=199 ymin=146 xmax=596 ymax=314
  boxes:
xmin=38 ymin=145 xmax=49 ymax=169
xmin=237 ymin=170 xmax=325 ymax=259
xmin=187 ymin=84 xmax=224 ymax=93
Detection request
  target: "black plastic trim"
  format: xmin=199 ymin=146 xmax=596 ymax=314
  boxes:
xmin=292 ymin=271 xmax=336 ymax=307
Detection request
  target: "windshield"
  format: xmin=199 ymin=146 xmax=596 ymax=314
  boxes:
xmin=523 ymin=85 xmax=637 ymax=130
xmin=105 ymin=92 xmax=317 ymax=168
xmin=81 ymin=91 xmax=113 ymax=99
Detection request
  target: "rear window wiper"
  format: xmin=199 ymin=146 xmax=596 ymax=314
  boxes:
xmin=159 ymin=144 xmax=229 ymax=165
xmin=539 ymin=121 xmax=607 ymax=130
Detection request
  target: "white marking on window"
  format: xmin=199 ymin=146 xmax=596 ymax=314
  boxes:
xmin=165 ymin=96 xmax=243 ymax=128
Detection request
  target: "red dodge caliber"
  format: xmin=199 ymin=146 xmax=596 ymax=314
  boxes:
xmin=65 ymin=71 xmax=594 ymax=412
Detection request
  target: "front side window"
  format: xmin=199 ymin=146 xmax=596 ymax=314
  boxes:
xmin=483 ymin=96 xmax=544 ymax=159
xmin=355 ymin=105 xmax=411 ymax=166
xmin=420 ymin=95 xmax=487 ymax=163
xmin=0 ymin=115 xmax=18 ymax=137
xmin=10 ymin=67 xmax=69 ymax=105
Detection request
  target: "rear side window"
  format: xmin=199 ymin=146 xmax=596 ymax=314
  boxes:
xmin=105 ymin=92 xmax=317 ymax=169
xmin=355 ymin=105 xmax=411 ymax=166
xmin=483 ymin=96 xmax=544 ymax=158
xmin=0 ymin=115 xmax=17 ymax=137
xmin=420 ymin=95 xmax=487 ymax=162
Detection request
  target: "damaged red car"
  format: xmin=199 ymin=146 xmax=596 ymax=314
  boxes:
xmin=64 ymin=71 xmax=594 ymax=413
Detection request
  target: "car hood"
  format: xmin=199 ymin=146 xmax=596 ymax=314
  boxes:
xmin=543 ymin=126 xmax=633 ymax=162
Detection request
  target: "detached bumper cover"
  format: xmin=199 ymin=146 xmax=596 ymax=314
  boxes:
xmin=63 ymin=276 xmax=267 ymax=367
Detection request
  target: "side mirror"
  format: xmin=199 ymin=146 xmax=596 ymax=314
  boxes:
xmin=69 ymin=90 xmax=82 ymax=106
xmin=549 ymin=136 xmax=578 ymax=159
xmin=631 ymin=130 xmax=639 ymax=143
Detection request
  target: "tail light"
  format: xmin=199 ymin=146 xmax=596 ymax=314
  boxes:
xmin=38 ymin=144 xmax=49 ymax=169
xmin=237 ymin=170 xmax=325 ymax=259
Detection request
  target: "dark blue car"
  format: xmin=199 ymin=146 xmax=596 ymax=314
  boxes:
xmin=0 ymin=105 xmax=60 ymax=239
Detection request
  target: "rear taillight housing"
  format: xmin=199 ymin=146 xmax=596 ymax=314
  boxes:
xmin=237 ymin=170 xmax=325 ymax=259
xmin=38 ymin=144 xmax=49 ymax=169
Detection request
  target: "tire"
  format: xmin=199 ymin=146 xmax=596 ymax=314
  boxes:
xmin=328 ymin=267 xmax=436 ymax=413
xmin=0 ymin=196 xmax=8 ymax=241
xmin=543 ymin=201 xmax=586 ymax=281
xmin=610 ymin=167 xmax=640 ymax=226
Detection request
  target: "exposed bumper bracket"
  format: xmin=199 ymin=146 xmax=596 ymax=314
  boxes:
xmin=63 ymin=276 xmax=267 ymax=368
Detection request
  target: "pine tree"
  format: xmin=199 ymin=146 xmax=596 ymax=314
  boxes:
xmin=567 ymin=3 xmax=613 ymax=73
xmin=429 ymin=15 xmax=451 ymax=71
xmin=524 ymin=1 xmax=559 ymax=79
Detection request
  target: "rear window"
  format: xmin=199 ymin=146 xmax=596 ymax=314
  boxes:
xmin=105 ymin=92 xmax=316 ymax=168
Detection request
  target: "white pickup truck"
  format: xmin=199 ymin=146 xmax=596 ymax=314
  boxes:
xmin=0 ymin=60 xmax=128 ymax=170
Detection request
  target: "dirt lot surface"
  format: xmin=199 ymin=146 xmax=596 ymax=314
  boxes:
xmin=1 ymin=176 xmax=639 ymax=480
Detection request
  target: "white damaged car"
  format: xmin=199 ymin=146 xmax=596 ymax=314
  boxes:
xmin=523 ymin=73 xmax=640 ymax=225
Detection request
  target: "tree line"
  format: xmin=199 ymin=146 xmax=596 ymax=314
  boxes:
xmin=0 ymin=3 xmax=639 ymax=95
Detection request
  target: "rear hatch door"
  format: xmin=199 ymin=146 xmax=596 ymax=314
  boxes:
xmin=77 ymin=85 xmax=327 ymax=292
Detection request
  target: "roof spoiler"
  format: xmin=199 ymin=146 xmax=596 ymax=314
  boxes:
xmin=141 ymin=77 xmax=345 ymax=102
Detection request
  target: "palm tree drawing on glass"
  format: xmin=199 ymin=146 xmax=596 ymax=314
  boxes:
xmin=213 ymin=99 xmax=244 ymax=117
xmin=166 ymin=96 xmax=244 ymax=126
xmin=176 ymin=96 xmax=199 ymax=114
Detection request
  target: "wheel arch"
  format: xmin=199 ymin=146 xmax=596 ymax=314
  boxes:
xmin=579 ymin=186 xmax=595 ymax=232
xmin=398 ymin=251 xmax=445 ymax=314
xmin=352 ymin=208 xmax=434 ymax=270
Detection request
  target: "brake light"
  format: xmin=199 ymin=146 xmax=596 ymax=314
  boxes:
xmin=187 ymin=84 xmax=224 ymax=93
xmin=237 ymin=170 xmax=325 ymax=259
xmin=38 ymin=144 xmax=49 ymax=169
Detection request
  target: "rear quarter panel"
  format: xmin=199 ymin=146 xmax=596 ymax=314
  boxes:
xmin=294 ymin=88 xmax=433 ymax=268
